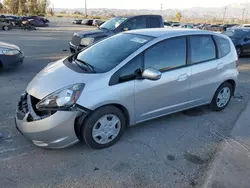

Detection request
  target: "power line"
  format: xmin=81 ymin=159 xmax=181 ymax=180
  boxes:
xmin=222 ymin=6 xmax=228 ymax=23
xmin=242 ymin=8 xmax=246 ymax=21
xmin=160 ymin=3 xmax=163 ymax=16
xmin=85 ymin=0 xmax=87 ymax=18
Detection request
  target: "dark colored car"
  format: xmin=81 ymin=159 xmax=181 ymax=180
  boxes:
xmin=29 ymin=19 xmax=48 ymax=27
xmin=73 ymin=19 xmax=83 ymax=24
xmin=81 ymin=19 xmax=94 ymax=25
xmin=6 ymin=15 xmax=21 ymax=26
xmin=204 ymin=24 xmax=223 ymax=32
xmin=69 ymin=15 xmax=164 ymax=53
xmin=0 ymin=42 xmax=24 ymax=69
xmin=222 ymin=28 xmax=250 ymax=56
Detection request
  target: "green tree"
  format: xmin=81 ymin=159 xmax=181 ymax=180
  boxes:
xmin=37 ymin=0 xmax=49 ymax=15
xmin=0 ymin=2 xmax=3 ymax=10
xmin=175 ymin=12 xmax=182 ymax=21
xmin=27 ymin=0 xmax=38 ymax=15
xmin=17 ymin=0 xmax=23 ymax=15
xmin=3 ymin=0 xmax=19 ymax=14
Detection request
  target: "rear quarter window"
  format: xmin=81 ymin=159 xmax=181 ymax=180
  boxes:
xmin=147 ymin=17 xmax=161 ymax=28
xmin=214 ymin=36 xmax=230 ymax=58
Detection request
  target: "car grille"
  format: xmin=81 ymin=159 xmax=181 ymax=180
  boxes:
xmin=16 ymin=92 xmax=56 ymax=122
xmin=71 ymin=35 xmax=81 ymax=46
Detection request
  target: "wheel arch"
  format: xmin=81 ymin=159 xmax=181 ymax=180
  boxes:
xmin=74 ymin=103 xmax=131 ymax=140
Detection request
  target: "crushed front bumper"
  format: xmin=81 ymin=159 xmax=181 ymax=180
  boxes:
xmin=15 ymin=92 xmax=80 ymax=148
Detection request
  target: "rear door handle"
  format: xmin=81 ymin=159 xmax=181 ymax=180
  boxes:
xmin=178 ymin=74 xmax=188 ymax=81
xmin=217 ymin=63 xmax=224 ymax=69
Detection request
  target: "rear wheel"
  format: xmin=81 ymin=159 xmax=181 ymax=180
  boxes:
xmin=3 ymin=26 xmax=9 ymax=31
xmin=81 ymin=106 xmax=126 ymax=149
xmin=209 ymin=82 xmax=233 ymax=111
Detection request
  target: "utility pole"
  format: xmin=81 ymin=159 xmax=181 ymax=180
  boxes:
xmin=85 ymin=0 xmax=88 ymax=18
xmin=160 ymin=3 xmax=163 ymax=16
xmin=222 ymin=6 xmax=228 ymax=23
xmin=242 ymin=8 xmax=246 ymax=21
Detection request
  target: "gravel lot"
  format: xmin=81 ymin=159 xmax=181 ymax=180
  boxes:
xmin=0 ymin=23 xmax=250 ymax=188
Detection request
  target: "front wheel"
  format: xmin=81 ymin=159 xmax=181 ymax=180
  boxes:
xmin=3 ymin=26 xmax=9 ymax=31
xmin=81 ymin=106 xmax=126 ymax=149
xmin=209 ymin=82 xmax=233 ymax=111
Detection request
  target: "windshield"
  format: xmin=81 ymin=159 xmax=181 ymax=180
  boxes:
xmin=100 ymin=17 xmax=127 ymax=30
xmin=222 ymin=29 xmax=249 ymax=38
xmin=76 ymin=33 xmax=153 ymax=73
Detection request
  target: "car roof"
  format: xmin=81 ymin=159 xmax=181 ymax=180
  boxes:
xmin=126 ymin=28 xmax=219 ymax=38
xmin=115 ymin=14 xmax=161 ymax=19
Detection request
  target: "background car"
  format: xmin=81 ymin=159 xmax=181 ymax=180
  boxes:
xmin=81 ymin=19 xmax=94 ymax=26
xmin=72 ymin=19 xmax=83 ymax=24
xmin=204 ymin=24 xmax=223 ymax=32
xmin=0 ymin=42 xmax=24 ymax=69
xmin=222 ymin=28 xmax=250 ymax=56
xmin=92 ymin=19 xmax=105 ymax=27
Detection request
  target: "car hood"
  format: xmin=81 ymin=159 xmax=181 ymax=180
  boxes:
xmin=0 ymin=42 xmax=20 ymax=50
xmin=75 ymin=29 xmax=109 ymax=37
xmin=26 ymin=58 xmax=103 ymax=100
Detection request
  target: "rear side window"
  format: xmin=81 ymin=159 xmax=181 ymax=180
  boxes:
xmin=214 ymin=36 xmax=230 ymax=58
xmin=144 ymin=37 xmax=187 ymax=71
xmin=190 ymin=35 xmax=216 ymax=64
xmin=147 ymin=17 xmax=161 ymax=28
xmin=123 ymin=17 xmax=146 ymax=30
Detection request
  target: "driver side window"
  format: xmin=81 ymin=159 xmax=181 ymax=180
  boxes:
xmin=122 ymin=17 xmax=146 ymax=30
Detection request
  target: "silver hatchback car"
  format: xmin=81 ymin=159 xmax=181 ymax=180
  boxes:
xmin=15 ymin=28 xmax=238 ymax=149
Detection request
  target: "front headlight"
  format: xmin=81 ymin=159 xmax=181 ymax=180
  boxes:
xmin=1 ymin=49 xmax=20 ymax=55
xmin=36 ymin=83 xmax=85 ymax=111
xmin=80 ymin=37 xmax=94 ymax=46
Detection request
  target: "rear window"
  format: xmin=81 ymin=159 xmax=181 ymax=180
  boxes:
xmin=190 ymin=35 xmax=216 ymax=64
xmin=214 ymin=36 xmax=230 ymax=58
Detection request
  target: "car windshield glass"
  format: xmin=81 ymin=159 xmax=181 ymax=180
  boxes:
xmin=222 ymin=30 xmax=249 ymax=38
xmin=76 ymin=33 xmax=153 ymax=73
xmin=99 ymin=17 xmax=127 ymax=30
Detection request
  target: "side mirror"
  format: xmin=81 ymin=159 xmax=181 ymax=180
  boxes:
xmin=142 ymin=68 xmax=162 ymax=81
xmin=123 ymin=27 xmax=129 ymax=31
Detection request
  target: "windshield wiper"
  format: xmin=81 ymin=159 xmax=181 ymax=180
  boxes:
xmin=75 ymin=58 xmax=95 ymax=73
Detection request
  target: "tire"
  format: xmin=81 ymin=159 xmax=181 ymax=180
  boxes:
xmin=236 ymin=46 xmax=242 ymax=57
xmin=3 ymin=26 xmax=9 ymax=31
xmin=81 ymin=106 xmax=126 ymax=149
xmin=209 ymin=82 xmax=233 ymax=111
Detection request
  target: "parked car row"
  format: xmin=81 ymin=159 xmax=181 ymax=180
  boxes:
xmin=72 ymin=19 xmax=106 ymax=27
xmin=0 ymin=14 xmax=49 ymax=29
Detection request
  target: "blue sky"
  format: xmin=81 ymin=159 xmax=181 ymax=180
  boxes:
xmin=50 ymin=0 xmax=249 ymax=9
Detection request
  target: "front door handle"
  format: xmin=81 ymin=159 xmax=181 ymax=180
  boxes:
xmin=178 ymin=74 xmax=188 ymax=81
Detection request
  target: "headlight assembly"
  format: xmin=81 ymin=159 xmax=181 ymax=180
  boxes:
xmin=36 ymin=83 xmax=85 ymax=111
xmin=80 ymin=37 xmax=94 ymax=46
xmin=1 ymin=49 xmax=20 ymax=55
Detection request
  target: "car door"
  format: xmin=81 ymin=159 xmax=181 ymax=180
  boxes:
xmin=134 ymin=37 xmax=191 ymax=123
xmin=241 ymin=32 xmax=250 ymax=54
xmin=188 ymin=35 xmax=221 ymax=105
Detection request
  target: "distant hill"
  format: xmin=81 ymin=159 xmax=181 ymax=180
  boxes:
xmin=54 ymin=2 xmax=250 ymax=20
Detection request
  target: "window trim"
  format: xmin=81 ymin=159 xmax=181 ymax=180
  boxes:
xmin=143 ymin=36 xmax=188 ymax=73
xmin=188 ymin=34 xmax=218 ymax=65
xmin=109 ymin=54 xmax=143 ymax=86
